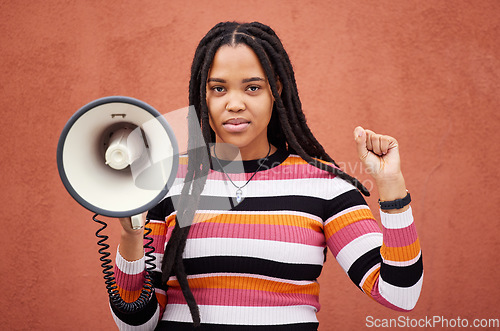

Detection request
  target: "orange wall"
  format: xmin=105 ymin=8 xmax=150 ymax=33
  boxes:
xmin=1 ymin=1 xmax=499 ymax=330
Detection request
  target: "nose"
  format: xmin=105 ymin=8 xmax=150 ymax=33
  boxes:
xmin=225 ymin=92 xmax=245 ymax=112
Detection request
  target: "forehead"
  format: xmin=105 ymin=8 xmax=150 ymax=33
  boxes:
xmin=209 ymin=44 xmax=267 ymax=79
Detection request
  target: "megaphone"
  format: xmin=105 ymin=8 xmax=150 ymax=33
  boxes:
xmin=56 ymin=96 xmax=179 ymax=228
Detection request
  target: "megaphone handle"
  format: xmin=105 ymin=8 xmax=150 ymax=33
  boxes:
xmin=130 ymin=214 xmax=144 ymax=230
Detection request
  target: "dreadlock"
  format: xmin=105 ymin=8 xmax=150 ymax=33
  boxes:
xmin=160 ymin=21 xmax=370 ymax=327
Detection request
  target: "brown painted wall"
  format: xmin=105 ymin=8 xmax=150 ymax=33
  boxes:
xmin=1 ymin=1 xmax=499 ymax=330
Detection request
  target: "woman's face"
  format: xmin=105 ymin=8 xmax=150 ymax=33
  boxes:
xmin=206 ymin=44 xmax=275 ymax=160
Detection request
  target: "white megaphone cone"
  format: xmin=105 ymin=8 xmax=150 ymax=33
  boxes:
xmin=56 ymin=96 xmax=179 ymax=228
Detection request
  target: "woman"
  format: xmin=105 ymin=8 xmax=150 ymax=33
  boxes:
xmin=112 ymin=21 xmax=422 ymax=330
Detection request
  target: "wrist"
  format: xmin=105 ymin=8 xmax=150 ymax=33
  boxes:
xmin=121 ymin=227 xmax=144 ymax=240
xmin=375 ymin=172 xmax=407 ymax=201
xmin=119 ymin=230 xmax=144 ymax=262
xmin=376 ymin=173 xmax=411 ymax=214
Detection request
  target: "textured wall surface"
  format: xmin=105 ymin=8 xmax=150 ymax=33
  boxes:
xmin=1 ymin=1 xmax=499 ymax=330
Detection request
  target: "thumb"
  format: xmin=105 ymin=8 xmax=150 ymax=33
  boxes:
xmin=354 ymin=126 xmax=368 ymax=160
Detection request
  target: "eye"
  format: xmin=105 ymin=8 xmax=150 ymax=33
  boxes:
xmin=212 ymin=86 xmax=225 ymax=93
xmin=246 ymin=85 xmax=260 ymax=92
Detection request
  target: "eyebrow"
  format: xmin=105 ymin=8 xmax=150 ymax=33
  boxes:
xmin=242 ymin=77 xmax=265 ymax=83
xmin=207 ymin=77 xmax=266 ymax=84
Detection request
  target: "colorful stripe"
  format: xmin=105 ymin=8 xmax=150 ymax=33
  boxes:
xmin=162 ymin=304 xmax=319 ymax=325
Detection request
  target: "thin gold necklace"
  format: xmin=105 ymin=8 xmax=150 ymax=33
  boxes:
xmin=213 ymin=144 xmax=272 ymax=204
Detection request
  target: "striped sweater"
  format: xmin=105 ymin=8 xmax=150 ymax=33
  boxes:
xmin=111 ymin=149 xmax=423 ymax=330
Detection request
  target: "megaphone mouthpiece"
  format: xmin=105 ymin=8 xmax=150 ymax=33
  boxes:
xmin=104 ymin=126 xmax=145 ymax=170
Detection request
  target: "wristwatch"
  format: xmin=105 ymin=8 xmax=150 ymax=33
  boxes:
xmin=378 ymin=191 xmax=411 ymax=210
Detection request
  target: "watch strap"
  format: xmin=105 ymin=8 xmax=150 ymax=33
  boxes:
xmin=379 ymin=191 xmax=411 ymax=210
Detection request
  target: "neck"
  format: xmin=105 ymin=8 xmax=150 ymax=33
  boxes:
xmin=213 ymin=143 xmax=275 ymax=161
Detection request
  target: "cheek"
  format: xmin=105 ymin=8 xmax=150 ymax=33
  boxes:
xmin=206 ymin=95 xmax=222 ymax=115
xmin=207 ymin=107 xmax=224 ymax=137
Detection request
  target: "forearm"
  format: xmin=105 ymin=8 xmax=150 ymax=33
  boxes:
xmin=111 ymin=212 xmax=169 ymax=329
xmin=374 ymin=174 xmax=422 ymax=310
xmin=115 ymin=218 xmax=147 ymax=301
xmin=111 ymin=248 xmax=160 ymax=330
xmin=346 ymin=207 xmax=422 ymax=311
xmin=375 ymin=207 xmax=423 ymax=310
xmin=324 ymin=189 xmax=422 ymax=311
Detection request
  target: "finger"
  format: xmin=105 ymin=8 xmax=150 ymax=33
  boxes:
xmin=119 ymin=216 xmax=132 ymax=229
xmin=354 ymin=126 xmax=365 ymax=140
xmin=386 ymin=135 xmax=399 ymax=153
xmin=365 ymin=130 xmax=391 ymax=156
xmin=364 ymin=129 xmax=375 ymax=152
xmin=379 ymin=135 xmax=391 ymax=155
xmin=365 ymin=130 xmax=376 ymax=152
xmin=371 ymin=134 xmax=383 ymax=155
xmin=353 ymin=126 xmax=369 ymax=160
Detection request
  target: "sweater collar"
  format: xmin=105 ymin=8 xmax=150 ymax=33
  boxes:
xmin=211 ymin=148 xmax=289 ymax=174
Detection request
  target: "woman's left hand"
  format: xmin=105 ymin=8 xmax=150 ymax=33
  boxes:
xmin=354 ymin=126 xmax=408 ymax=204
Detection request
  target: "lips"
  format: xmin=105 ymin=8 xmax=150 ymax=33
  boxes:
xmin=222 ymin=118 xmax=250 ymax=133
xmin=224 ymin=118 xmax=249 ymax=125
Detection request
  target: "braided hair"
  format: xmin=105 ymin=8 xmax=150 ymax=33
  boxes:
xmin=161 ymin=21 xmax=370 ymax=327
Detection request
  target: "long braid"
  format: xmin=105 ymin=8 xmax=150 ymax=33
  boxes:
xmin=160 ymin=21 xmax=370 ymax=327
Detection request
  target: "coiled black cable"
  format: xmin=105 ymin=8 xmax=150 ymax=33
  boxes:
xmin=93 ymin=213 xmax=156 ymax=313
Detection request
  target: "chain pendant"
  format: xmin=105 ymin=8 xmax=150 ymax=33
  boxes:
xmin=213 ymin=143 xmax=271 ymax=206
xmin=235 ymin=188 xmax=243 ymax=203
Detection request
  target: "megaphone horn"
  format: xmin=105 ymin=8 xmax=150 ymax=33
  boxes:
xmin=56 ymin=96 xmax=179 ymax=227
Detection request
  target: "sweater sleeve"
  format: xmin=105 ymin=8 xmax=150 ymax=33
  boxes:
xmin=110 ymin=214 xmax=170 ymax=330
xmin=110 ymin=249 xmax=161 ymax=330
xmin=374 ymin=207 xmax=423 ymax=310
xmin=324 ymin=193 xmax=423 ymax=311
